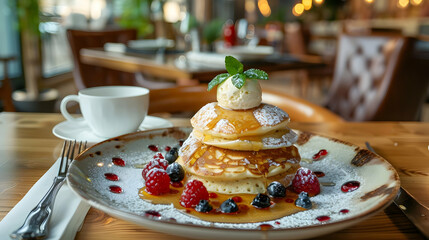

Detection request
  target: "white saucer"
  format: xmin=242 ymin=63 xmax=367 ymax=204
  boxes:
xmin=52 ymin=116 xmax=173 ymax=143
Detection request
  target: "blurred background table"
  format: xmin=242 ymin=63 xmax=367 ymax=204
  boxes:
xmin=79 ymin=48 xmax=324 ymax=86
xmin=0 ymin=112 xmax=428 ymax=239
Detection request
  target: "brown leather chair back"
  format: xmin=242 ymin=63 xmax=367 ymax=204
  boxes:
xmin=326 ymin=34 xmax=429 ymax=121
xmin=149 ymin=85 xmax=343 ymax=122
xmin=66 ymin=29 xmax=138 ymax=90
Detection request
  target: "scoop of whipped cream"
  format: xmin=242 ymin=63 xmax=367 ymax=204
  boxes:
xmin=217 ymin=76 xmax=262 ymax=110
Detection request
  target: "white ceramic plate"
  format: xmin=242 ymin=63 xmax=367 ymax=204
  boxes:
xmin=52 ymin=116 xmax=173 ymax=143
xmin=67 ymin=128 xmax=400 ymax=240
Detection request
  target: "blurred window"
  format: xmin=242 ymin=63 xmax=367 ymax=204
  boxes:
xmin=39 ymin=0 xmax=112 ymax=78
xmin=0 ymin=1 xmax=22 ymax=79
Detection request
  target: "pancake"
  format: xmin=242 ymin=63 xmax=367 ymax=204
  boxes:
xmin=192 ymin=128 xmax=298 ymax=151
xmin=188 ymin=168 xmax=298 ymax=194
xmin=178 ymin=134 xmax=300 ymax=180
xmin=191 ymin=103 xmax=290 ymax=139
xmin=178 ymin=93 xmax=301 ymax=195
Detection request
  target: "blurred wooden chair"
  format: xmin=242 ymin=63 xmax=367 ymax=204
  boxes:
xmin=0 ymin=56 xmax=15 ymax=112
xmin=67 ymin=29 xmax=138 ymax=90
xmin=325 ymin=34 xmax=429 ymax=121
xmin=284 ymin=23 xmax=335 ymax=98
xmin=149 ymin=85 xmax=343 ymax=122
xmin=66 ymin=29 xmax=174 ymax=91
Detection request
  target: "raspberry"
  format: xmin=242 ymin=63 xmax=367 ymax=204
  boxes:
xmin=180 ymin=180 xmax=209 ymax=208
xmin=142 ymin=158 xmax=168 ymax=180
xmin=153 ymin=152 xmax=164 ymax=159
xmin=145 ymin=168 xmax=170 ymax=195
xmin=292 ymin=167 xmax=320 ymax=196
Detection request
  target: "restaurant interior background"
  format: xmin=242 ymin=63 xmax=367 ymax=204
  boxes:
xmin=1 ymin=0 xmax=429 ymax=121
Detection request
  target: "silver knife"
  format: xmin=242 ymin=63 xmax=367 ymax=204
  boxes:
xmin=365 ymin=142 xmax=429 ymax=238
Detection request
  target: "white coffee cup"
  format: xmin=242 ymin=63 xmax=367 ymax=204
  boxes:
xmin=60 ymin=86 xmax=149 ymax=138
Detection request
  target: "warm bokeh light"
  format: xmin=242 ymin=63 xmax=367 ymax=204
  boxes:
xmin=365 ymin=0 xmax=374 ymax=3
xmin=314 ymin=0 xmax=324 ymax=5
xmin=302 ymin=0 xmax=312 ymax=10
xmin=292 ymin=3 xmax=305 ymax=17
xmin=245 ymin=0 xmax=256 ymax=12
xmin=411 ymin=0 xmax=423 ymax=5
xmin=398 ymin=0 xmax=410 ymax=8
xmin=90 ymin=0 xmax=105 ymax=19
xmin=163 ymin=1 xmax=181 ymax=23
xmin=258 ymin=0 xmax=271 ymax=17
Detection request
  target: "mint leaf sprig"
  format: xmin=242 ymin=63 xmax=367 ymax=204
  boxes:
xmin=207 ymin=56 xmax=268 ymax=91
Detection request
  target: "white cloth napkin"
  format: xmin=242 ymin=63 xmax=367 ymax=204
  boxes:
xmin=0 ymin=158 xmax=90 ymax=240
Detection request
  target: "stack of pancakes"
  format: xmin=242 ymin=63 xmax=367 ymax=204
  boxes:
xmin=177 ymin=102 xmax=301 ymax=194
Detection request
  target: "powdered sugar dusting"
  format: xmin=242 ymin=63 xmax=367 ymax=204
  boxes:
xmin=69 ymin=128 xmax=399 ymax=235
xmin=147 ymin=167 xmax=164 ymax=175
xmin=212 ymin=119 xmax=235 ymax=134
xmin=179 ymin=133 xmax=201 ymax=161
xmin=262 ymin=129 xmax=298 ymax=148
xmin=191 ymin=103 xmax=217 ymax=129
xmin=150 ymin=158 xmax=168 ymax=168
xmin=254 ymin=104 xmax=289 ymax=126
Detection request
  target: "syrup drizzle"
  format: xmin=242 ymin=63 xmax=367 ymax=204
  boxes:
xmin=171 ymin=182 xmax=183 ymax=188
xmin=314 ymin=171 xmax=325 ymax=178
xmin=339 ymin=209 xmax=350 ymax=214
xmin=312 ymin=149 xmax=328 ymax=161
xmin=104 ymin=173 xmax=119 ymax=181
xmin=145 ymin=210 xmax=161 ymax=217
xmin=259 ymin=224 xmax=273 ymax=230
xmin=316 ymin=215 xmax=331 ymax=222
xmin=112 ymin=157 xmax=125 ymax=167
xmin=109 ymin=185 xmax=122 ymax=194
xmin=341 ymin=181 xmax=360 ymax=193
xmin=102 ymin=140 xmax=354 ymax=225
xmin=148 ymin=145 xmax=159 ymax=152
xmin=138 ymin=186 xmax=304 ymax=223
xmin=206 ymin=104 xmax=261 ymax=133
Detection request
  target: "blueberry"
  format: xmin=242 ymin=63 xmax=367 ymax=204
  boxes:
xmin=166 ymin=162 xmax=185 ymax=182
xmin=251 ymin=193 xmax=271 ymax=208
xmin=165 ymin=147 xmax=179 ymax=164
xmin=267 ymin=181 xmax=286 ymax=198
xmin=220 ymin=199 xmax=239 ymax=213
xmin=195 ymin=200 xmax=213 ymax=213
xmin=295 ymin=192 xmax=312 ymax=209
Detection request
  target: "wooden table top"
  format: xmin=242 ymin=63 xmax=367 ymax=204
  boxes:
xmin=1 ymin=112 xmax=428 ymax=240
xmin=80 ymin=48 xmax=324 ymax=83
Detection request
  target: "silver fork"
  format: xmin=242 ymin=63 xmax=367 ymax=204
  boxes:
xmin=10 ymin=140 xmax=87 ymax=240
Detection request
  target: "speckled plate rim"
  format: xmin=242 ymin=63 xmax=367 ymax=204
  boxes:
xmin=67 ymin=127 xmax=400 ymax=240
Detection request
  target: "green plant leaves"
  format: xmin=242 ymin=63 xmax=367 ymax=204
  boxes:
xmin=231 ymin=73 xmax=247 ymax=89
xmin=207 ymin=56 xmax=268 ymax=91
xmin=208 ymin=73 xmax=230 ymax=91
xmin=203 ymin=19 xmax=224 ymax=44
xmin=225 ymin=56 xmax=243 ymax=75
xmin=244 ymin=69 xmax=268 ymax=80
